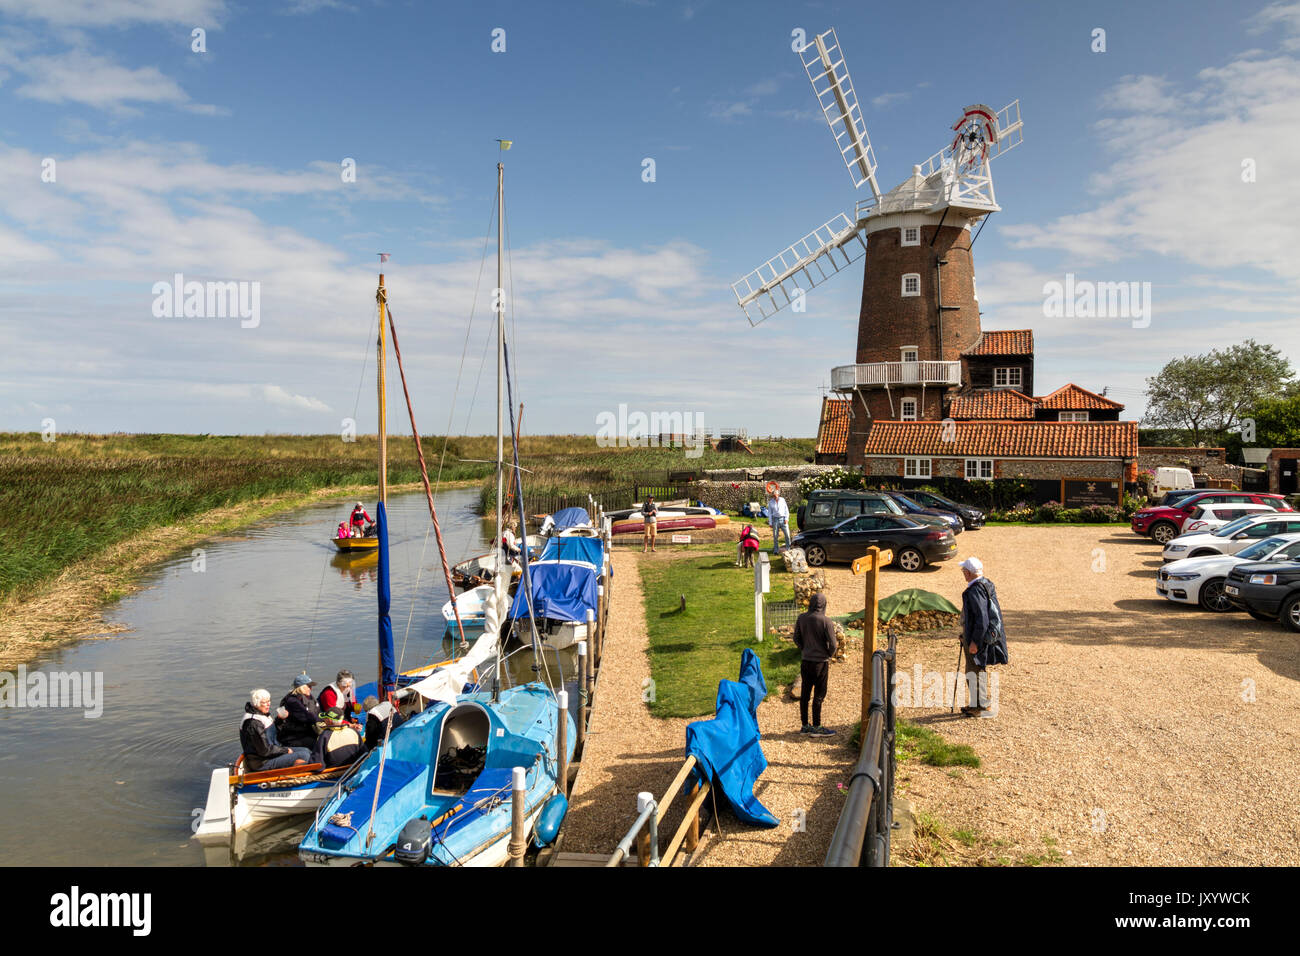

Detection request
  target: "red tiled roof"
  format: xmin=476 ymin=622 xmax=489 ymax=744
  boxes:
xmin=1036 ymin=383 xmax=1124 ymax=410
xmin=862 ymin=420 xmax=1138 ymax=458
xmin=963 ymin=329 xmax=1034 ymax=356
xmin=948 ymin=389 xmax=1039 ymax=420
xmin=816 ymin=397 xmax=851 ymax=456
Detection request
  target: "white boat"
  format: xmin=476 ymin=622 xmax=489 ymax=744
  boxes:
xmin=442 ymin=583 xmax=494 ymax=634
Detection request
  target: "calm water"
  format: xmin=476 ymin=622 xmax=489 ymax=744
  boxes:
xmin=0 ymin=488 xmax=575 ymax=866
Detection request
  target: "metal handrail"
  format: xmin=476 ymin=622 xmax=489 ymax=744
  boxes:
xmin=831 ymin=361 xmax=961 ymax=390
xmin=607 ymin=794 xmax=658 ymax=867
xmin=825 ymin=633 xmax=897 ymax=867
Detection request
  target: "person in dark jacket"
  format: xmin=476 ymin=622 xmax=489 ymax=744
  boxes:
xmin=276 ymin=673 xmax=321 ymax=748
xmin=240 ymin=689 xmax=310 ymax=771
xmin=793 ymin=591 xmax=837 ymax=736
xmin=959 ymin=557 xmax=1007 ymax=717
xmin=362 ymin=695 xmax=407 ymax=750
xmin=311 ymin=709 xmax=367 ymax=768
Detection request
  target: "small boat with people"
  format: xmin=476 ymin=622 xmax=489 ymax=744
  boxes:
xmin=333 ymin=501 xmax=379 ymax=552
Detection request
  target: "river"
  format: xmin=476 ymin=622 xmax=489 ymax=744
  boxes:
xmin=0 ymin=487 xmax=575 ymax=866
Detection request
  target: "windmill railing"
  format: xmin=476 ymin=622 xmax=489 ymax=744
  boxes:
xmin=831 ymin=361 xmax=961 ymax=390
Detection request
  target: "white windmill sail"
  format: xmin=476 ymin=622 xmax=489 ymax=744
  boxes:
xmin=732 ymin=213 xmax=866 ymax=325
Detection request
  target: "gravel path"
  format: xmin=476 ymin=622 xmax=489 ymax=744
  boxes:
xmin=564 ymin=527 xmax=1300 ymax=866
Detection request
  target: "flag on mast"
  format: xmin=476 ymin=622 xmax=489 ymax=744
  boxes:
xmin=378 ymin=253 xmax=390 ymax=263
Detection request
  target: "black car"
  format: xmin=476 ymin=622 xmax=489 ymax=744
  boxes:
xmin=880 ymin=491 xmax=964 ymax=535
xmin=792 ymin=514 xmax=958 ymax=572
xmin=900 ymin=490 xmax=985 ymax=530
xmin=1223 ymin=560 xmax=1300 ymax=631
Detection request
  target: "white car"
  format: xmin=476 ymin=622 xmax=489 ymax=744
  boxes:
xmin=1157 ymin=534 xmax=1300 ymax=611
xmin=1180 ymin=502 xmax=1276 ymax=533
xmin=1162 ymin=512 xmax=1300 ymax=561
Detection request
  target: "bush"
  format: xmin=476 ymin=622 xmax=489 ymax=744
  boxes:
xmin=797 ymin=467 xmax=864 ymax=497
xmin=1034 ymin=501 xmax=1063 ymax=523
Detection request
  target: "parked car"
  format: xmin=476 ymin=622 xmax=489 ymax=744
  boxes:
xmin=1224 ymin=559 xmax=1300 ymax=631
xmin=889 ymin=489 xmax=985 ymax=530
xmin=878 ymin=491 xmax=964 ymax=535
xmin=1180 ymin=502 xmax=1277 ymax=534
xmin=1163 ymin=513 xmax=1300 ymax=562
xmin=791 ymin=514 xmax=957 ymax=571
xmin=1156 ymin=489 xmax=1205 ymax=508
xmin=1158 ymin=534 xmax=1300 ymax=611
xmin=796 ymin=489 xmax=952 ymax=534
xmin=1130 ymin=492 xmax=1292 ymax=544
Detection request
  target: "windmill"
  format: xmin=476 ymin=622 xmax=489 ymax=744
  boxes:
xmin=730 ymin=29 xmax=1023 ymax=433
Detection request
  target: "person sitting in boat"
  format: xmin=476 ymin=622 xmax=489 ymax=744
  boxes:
xmin=311 ymin=708 xmax=367 ymax=768
xmin=336 ymin=520 xmax=353 ymax=540
xmin=317 ymin=670 xmax=359 ymax=722
xmin=349 ymin=502 xmax=374 ymax=537
xmin=501 ymin=519 xmax=522 ymax=561
xmin=241 ymin=689 xmax=311 ymax=771
xmin=275 ymin=674 xmax=321 ymax=749
xmin=362 ymin=694 xmax=407 ymax=751
xmin=737 ymin=524 xmax=762 ymax=568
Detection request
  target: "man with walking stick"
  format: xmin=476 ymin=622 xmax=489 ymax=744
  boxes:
xmin=955 ymin=556 xmax=1007 ymax=717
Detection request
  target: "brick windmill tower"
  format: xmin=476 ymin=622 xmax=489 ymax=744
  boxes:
xmin=732 ymin=29 xmax=1023 ymax=463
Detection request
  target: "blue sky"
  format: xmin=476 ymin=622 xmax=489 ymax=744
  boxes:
xmin=3 ymin=0 xmax=1299 ymax=437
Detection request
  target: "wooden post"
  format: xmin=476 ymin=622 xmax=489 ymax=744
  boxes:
xmin=508 ymin=766 xmax=527 ymax=866
xmin=557 ymin=690 xmax=570 ymax=799
xmin=684 ymin=780 xmax=701 ymax=852
xmin=862 ymin=545 xmax=880 ymax=750
xmin=596 ymin=584 xmax=606 ymax=661
xmin=576 ymin=643 xmax=588 ymax=754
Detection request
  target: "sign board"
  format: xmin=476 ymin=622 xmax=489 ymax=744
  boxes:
xmin=851 ymin=550 xmax=893 ymax=575
xmin=1062 ymin=479 xmax=1122 ymax=507
xmin=670 ymin=533 xmax=691 ymax=543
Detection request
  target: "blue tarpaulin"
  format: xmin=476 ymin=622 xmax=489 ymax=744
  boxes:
xmin=507 ymin=561 xmax=598 ymax=622
xmin=376 ymin=501 xmax=395 ymax=696
xmin=684 ymin=649 xmax=778 ymax=828
xmin=539 ymin=536 xmax=605 ymax=566
xmin=550 ymin=507 xmax=591 ymax=530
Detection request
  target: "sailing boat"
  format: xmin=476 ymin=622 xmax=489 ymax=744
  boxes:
xmin=298 ymin=151 xmax=578 ymax=867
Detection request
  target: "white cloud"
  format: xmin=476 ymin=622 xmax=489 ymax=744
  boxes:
xmin=0 ymin=0 xmax=225 ymax=27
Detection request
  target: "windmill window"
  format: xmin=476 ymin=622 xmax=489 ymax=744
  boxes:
xmin=993 ymin=367 xmax=1022 ymax=387
xmin=901 ymin=226 xmax=920 ymax=246
xmin=972 ymin=276 xmax=979 ymax=301
xmin=900 ymin=347 xmax=918 ymax=363
xmin=900 ymin=399 xmax=918 ymax=421
xmin=901 ymin=273 xmax=920 ymax=297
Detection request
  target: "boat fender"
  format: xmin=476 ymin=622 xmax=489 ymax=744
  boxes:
xmin=394 ymin=816 xmax=431 ymax=866
xmin=532 ymin=794 xmax=568 ymax=847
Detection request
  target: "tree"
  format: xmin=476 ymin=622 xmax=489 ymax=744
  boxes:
xmin=1143 ymin=339 xmax=1294 ymax=445
xmin=1252 ymin=392 xmax=1300 ymax=447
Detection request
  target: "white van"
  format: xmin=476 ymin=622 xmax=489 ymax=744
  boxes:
xmin=1154 ymin=467 xmax=1195 ymax=494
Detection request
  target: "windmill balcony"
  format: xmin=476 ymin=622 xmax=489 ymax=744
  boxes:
xmin=830 ymin=360 xmax=961 ymax=391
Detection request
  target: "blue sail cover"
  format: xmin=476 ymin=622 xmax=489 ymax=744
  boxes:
xmin=539 ymin=536 xmax=604 ymax=566
xmin=507 ymin=561 xmax=598 ymax=622
xmin=550 ymin=507 xmax=591 ymax=530
xmin=377 ymin=501 xmax=396 ymax=696
xmin=684 ymin=648 xmax=778 ymax=827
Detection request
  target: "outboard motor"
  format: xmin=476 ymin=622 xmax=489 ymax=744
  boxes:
xmin=394 ymin=817 xmax=431 ymax=866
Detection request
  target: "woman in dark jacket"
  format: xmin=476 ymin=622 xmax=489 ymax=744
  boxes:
xmin=959 ymin=557 xmax=1008 ymax=716
xmin=241 ymin=689 xmax=310 ymax=771
xmin=276 ymin=674 xmax=322 ymax=749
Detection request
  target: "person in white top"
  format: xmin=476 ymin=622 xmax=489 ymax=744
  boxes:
xmin=767 ymin=491 xmax=791 ymax=553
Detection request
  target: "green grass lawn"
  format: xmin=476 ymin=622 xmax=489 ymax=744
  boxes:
xmin=639 ymin=543 xmax=801 ymax=718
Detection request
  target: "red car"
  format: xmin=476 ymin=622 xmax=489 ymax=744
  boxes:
xmin=1131 ymin=491 xmax=1293 ymax=544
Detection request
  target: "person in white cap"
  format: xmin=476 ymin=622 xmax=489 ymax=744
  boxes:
xmin=349 ymin=501 xmax=373 ymax=537
xmin=958 ymin=556 xmax=1008 ymax=717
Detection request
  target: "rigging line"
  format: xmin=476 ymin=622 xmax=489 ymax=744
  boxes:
xmin=301 ymin=550 xmax=333 ymax=674
xmin=384 ymin=303 xmax=468 ymax=646
xmin=462 ymin=311 xmax=495 ymax=437
xmin=436 ymin=189 xmax=499 ymax=489
xmin=352 ymin=302 xmax=379 ymax=425
xmin=503 ymin=193 xmax=520 ymax=425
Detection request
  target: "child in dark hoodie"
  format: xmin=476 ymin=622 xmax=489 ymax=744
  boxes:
xmin=793 ymin=591 xmax=837 ymax=736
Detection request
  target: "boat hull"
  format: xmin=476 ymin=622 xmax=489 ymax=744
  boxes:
xmin=610 ymin=515 xmax=717 ymax=535
xmin=333 ymin=536 xmax=379 ymax=552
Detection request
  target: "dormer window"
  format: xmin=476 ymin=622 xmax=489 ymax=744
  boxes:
xmin=901 ymin=226 xmax=920 ymax=246
xmin=994 ymin=367 xmax=1022 ymax=387
xmin=901 ymin=273 xmax=920 ymax=297
xmin=1060 ymin=411 xmax=1089 ymax=422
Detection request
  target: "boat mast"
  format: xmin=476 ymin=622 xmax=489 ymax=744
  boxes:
xmin=495 ymin=162 xmax=504 ymax=567
xmin=377 ymin=273 xmax=389 ymax=507
xmin=377 ymin=269 xmax=388 ymax=694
